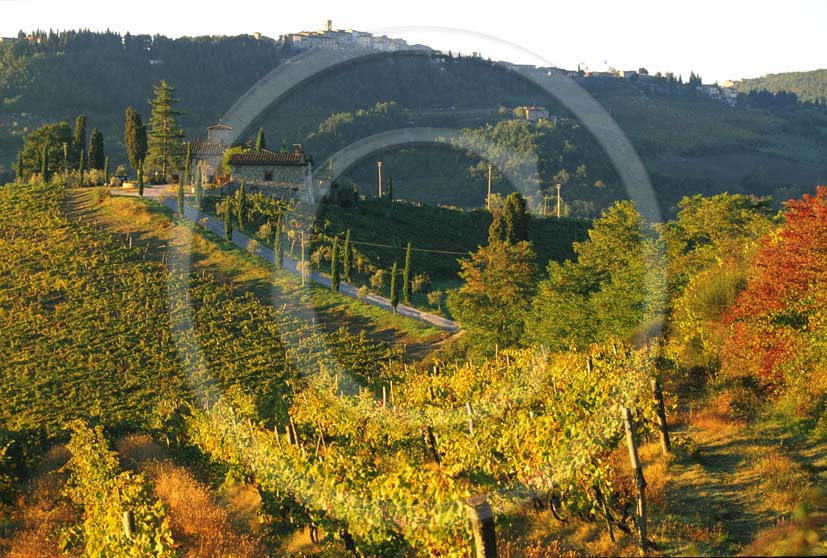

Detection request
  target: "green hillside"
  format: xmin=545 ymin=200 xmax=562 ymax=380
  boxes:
xmin=735 ymin=68 xmax=827 ymax=103
xmin=3 ymin=30 xmax=827 ymax=215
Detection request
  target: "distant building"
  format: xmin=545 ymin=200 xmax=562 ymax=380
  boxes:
xmin=279 ymin=20 xmax=424 ymax=52
xmin=721 ymin=87 xmax=738 ymax=106
xmin=516 ymin=106 xmax=551 ymax=122
xmin=696 ymin=84 xmax=721 ymax=100
xmin=227 ymin=145 xmax=314 ymax=203
xmin=619 ymin=70 xmax=638 ymax=78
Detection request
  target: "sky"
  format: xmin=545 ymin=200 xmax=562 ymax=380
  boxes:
xmin=1 ymin=0 xmax=825 ymax=84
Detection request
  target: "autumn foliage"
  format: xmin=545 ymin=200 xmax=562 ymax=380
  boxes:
xmin=723 ymin=186 xmax=827 ymax=390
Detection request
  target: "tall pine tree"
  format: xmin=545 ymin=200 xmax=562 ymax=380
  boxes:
xmin=147 ymin=81 xmax=185 ymax=181
xmin=255 ymin=128 xmax=266 ymax=151
xmin=103 ymin=156 xmax=110 ymax=185
xmin=16 ymin=152 xmax=23 ymax=182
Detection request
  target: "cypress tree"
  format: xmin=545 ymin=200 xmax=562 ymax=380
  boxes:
xmin=403 ymin=242 xmax=412 ymax=305
xmin=387 ymin=175 xmax=393 ymax=201
xmin=88 ymin=128 xmax=105 ymax=170
xmin=103 ymin=156 xmax=109 ymax=185
xmin=40 ymin=145 xmax=49 ymax=183
xmin=194 ymin=169 xmax=203 ymax=210
xmin=183 ymin=142 xmax=192 ymax=190
xmin=177 ymin=178 xmax=184 ymax=217
xmin=255 ymin=128 xmax=266 ymax=151
xmin=78 ymin=149 xmax=85 ymax=187
xmin=138 ymin=164 xmax=144 ymax=197
xmin=389 ymin=261 xmax=399 ymax=314
xmin=330 ymin=236 xmax=340 ymax=292
xmin=16 ymin=151 xmax=23 ymax=182
xmin=343 ymin=229 xmax=352 ymax=283
xmin=124 ymin=107 xmax=148 ymax=176
xmin=274 ymin=213 xmax=283 ymax=271
xmin=223 ymin=198 xmax=233 ymax=241
xmin=235 ymin=181 xmax=246 ymax=231
xmin=72 ymin=115 xmax=86 ymax=169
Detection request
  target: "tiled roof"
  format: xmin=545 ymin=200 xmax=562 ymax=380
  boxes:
xmin=174 ymin=139 xmax=225 ymax=157
xmin=228 ymin=149 xmax=308 ymax=166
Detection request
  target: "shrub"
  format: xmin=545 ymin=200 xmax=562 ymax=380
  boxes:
xmin=369 ymin=269 xmax=385 ymax=291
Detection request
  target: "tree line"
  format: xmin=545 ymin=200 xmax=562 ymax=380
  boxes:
xmin=15 ymin=80 xmax=185 ymax=190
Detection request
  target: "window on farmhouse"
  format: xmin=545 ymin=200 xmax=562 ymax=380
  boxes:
xmin=264 ymin=170 xmax=273 ymax=181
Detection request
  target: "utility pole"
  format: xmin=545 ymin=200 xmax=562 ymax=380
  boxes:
xmin=300 ymin=230 xmax=306 ymax=286
xmin=556 ymin=183 xmax=562 ymax=219
xmin=486 ymin=163 xmax=493 ymax=210
xmin=377 ymin=161 xmax=383 ymax=198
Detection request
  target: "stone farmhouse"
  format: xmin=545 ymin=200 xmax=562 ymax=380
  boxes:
xmin=227 ymin=145 xmax=315 ymax=203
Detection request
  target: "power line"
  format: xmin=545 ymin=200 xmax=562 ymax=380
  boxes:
xmin=340 ymin=238 xmax=469 ymax=256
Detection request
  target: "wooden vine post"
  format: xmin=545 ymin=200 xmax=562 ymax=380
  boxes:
xmin=622 ymin=407 xmax=647 ymax=556
xmin=651 ymin=378 xmax=671 ymax=454
xmin=465 ymin=495 xmax=497 ymax=558
xmin=122 ymin=509 xmax=135 ymax=539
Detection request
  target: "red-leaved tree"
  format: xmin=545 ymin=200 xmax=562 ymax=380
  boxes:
xmin=723 ymin=186 xmax=827 ymax=389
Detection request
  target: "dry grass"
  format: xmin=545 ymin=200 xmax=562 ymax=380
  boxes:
xmin=118 ymin=433 xmax=264 ymax=558
xmin=1 ymin=445 xmax=77 ymax=558
xmin=753 ymin=452 xmax=812 ymax=511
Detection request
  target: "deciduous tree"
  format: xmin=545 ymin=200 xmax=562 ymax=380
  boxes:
xmin=723 ymin=186 xmax=827 ymax=391
xmin=17 ymin=121 xmax=72 ymax=181
xmin=448 ymin=240 xmax=537 ymax=350
xmin=527 ymin=200 xmax=665 ymax=350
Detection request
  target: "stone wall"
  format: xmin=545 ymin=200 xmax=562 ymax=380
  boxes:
xmin=227 ymin=162 xmax=314 ymax=202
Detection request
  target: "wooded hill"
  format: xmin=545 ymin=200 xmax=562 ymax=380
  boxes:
xmin=2 ymin=30 xmax=826 ymax=214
